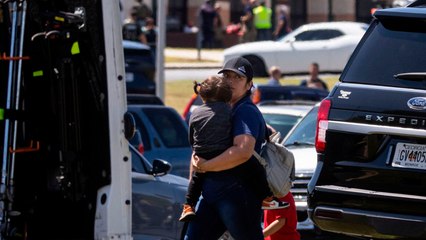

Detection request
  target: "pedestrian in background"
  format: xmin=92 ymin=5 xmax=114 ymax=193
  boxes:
xmin=122 ymin=7 xmax=147 ymax=44
xmin=253 ymin=1 xmax=272 ymax=41
xmin=273 ymin=7 xmax=291 ymax=40
xmin=133 ymin=0 xmax=152 ymax=26
xmin=214 ymin=3 xmax=225 ymax=48
xmin=198 ymin=0 xmax=218 ymax=48
xmin=267 ymin=66 xmax=282 ymax=86
xmin=300 ymin=62 xmax=328 ymax=91
xmin=239 ymin=0 xmax=257 ymax=43
xmin=142 ymin=17 xmax=157 ymax=59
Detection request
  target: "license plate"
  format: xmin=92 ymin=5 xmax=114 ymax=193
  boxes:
xmin=392 ymin=143 xmax=426 ymax=170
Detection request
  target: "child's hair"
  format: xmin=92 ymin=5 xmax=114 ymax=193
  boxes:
xmin=193 ymin=75 xmax=232 ymax=103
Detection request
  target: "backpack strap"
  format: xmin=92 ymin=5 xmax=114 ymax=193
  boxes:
xmin=253 ymin=150 xmax=266 ymax=167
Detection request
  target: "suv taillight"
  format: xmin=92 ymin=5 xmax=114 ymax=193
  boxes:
xmin=315 ymin=99 xmax=331 ymax=153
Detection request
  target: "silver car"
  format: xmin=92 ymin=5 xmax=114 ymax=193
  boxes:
xmin=258 ymin=101 xmax=315 ymax=141
xmin=282 ymin=104 xmax=319 ymax=231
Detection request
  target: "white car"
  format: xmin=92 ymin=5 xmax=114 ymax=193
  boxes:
xmin=223 ymin=21 xmax=369 ymax=76
xmin=258 ymin=101 xmax=315 ymax=141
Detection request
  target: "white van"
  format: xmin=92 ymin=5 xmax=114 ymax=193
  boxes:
xmin=0 ymin=1 xmax=131 ymax=239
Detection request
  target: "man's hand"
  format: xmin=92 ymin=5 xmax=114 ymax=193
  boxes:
xmin=192 ymin=154 xmax=206 ymax=173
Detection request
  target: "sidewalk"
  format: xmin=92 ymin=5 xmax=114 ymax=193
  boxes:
xmin=165 ymin=48 xmax=224 ymax=69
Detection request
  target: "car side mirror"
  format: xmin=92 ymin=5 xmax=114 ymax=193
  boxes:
xmin=124 ymin=111 xmax=136 ymax=140
xmin=151 ymin=159 xmax=172 ymax=176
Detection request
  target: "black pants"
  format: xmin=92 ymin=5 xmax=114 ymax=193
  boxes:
xmin=185 ymin=149 xmax=224 ymax=206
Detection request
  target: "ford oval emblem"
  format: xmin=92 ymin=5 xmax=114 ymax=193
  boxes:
xmin=407 ymin=97 xmax=426 ymax=110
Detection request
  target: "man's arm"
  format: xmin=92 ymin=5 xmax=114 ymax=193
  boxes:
xmin=197 ymin=134 xmax=255 ymax=172
xmin=273 ymin=19 xmax=284 ymax=37
xmin=138 ymin=32 xmax=147 ymax=44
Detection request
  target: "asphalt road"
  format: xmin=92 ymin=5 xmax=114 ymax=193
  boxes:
xmin=300 ymin=230 xmax=364 ymax=240
xmin=165 ymin=68 xmax=220 ymax=81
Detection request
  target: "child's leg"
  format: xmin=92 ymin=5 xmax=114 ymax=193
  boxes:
xmin=180 ymin=172 xmax=205 ymax=222
xmin=185 ymin=172 xmax=204 ymax=207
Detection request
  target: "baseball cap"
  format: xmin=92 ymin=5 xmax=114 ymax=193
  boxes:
xmin=218 ymin=57 xmax=253 ymax=81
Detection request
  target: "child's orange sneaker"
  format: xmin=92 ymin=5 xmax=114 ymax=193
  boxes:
xmin=179 ymin=203 xmax=196 ymax=222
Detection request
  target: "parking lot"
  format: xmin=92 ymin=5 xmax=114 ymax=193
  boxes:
xmin=163 ymin=49 xmax=339 ymax=239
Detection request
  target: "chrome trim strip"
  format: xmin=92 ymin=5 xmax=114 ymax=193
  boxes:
xmin=328 ymin=121 xmax=426 ymax=137
xmin=291 ymin=189 xmax=308 ymax=194
xmin=315 ymin=185 xmax=426 ymax=201
xmin=314 ymin=206 xmax=426 ymax=222
xmin=293 ymin=179 xmax=310 ymax=184
xmin=339 ymin=82 xmax=426 ymax=94
xmin=385 ymin=145 xmax=393 ymax=165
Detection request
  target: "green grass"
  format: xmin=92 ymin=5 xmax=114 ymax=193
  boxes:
xmin=165 ymin=75 xmax=340 ymax=115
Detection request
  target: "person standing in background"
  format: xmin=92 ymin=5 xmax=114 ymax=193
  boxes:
xmin=214 ymin=3 xmax=225 ymax=48
xmin=142 ymin=17 xmax=157 ymax=59
xmin=300 ymin=62 xmax=329 ymax=91
xmin=239 ymin=0 xmax=257 ymax=43
xmin=253 ymin=1 xmax=272 ymax=41
xmin=273 ymin=7 xmax=291 ymax=40
xmin=133 ymin=0 xmax=153 ymax=26
xmin=267 ymin=66 xmax=282 ymax=86
xmin=122 ymin=7 xmax=147 ymax=44
xmin=198 ymin=0 xmax=218 ymax=48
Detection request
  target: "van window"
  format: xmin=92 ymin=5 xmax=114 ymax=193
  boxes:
xmin=142 ymin=108 xmax=190 ymax=148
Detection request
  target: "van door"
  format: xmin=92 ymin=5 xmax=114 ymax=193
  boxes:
xmin=0 ymin=1 xmax=131 ymax=239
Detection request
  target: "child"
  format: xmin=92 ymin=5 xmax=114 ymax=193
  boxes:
xmin=179 ymin=75 xmax=233 ymax=222
xmin=179 ymin=76 xmax=289 ymax=222
xmin=263 ymin=192 xmax=300 ymax=240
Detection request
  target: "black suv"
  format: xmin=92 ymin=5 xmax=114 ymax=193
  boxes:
xmin=123 ymin=40 xmax=156 ymax=94
xmin=307 ymin=2 xmax=426 ymax=239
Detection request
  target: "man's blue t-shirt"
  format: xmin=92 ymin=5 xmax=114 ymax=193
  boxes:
xmin=232 ymin=95 xmax=265 ymax=153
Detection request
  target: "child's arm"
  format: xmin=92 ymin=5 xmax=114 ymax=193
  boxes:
xmin=195 ymin=134 xmax=255 ymax=172
xmin=263 ymin=217 xmax=286 ymax=238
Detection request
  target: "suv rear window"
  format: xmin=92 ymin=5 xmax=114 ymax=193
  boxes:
xmin=142 ymin=108 xmax=190 ymax=148
xmin=341 ymin=19 xmax=426 ymax=89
